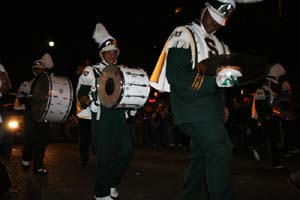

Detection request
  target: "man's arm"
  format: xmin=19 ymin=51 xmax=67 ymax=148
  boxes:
xmin=0 ymin=64 xmax=11 ymax=97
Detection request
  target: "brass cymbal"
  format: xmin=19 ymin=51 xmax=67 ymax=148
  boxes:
xmin=200 ymin=53 xmax=271 ymax=86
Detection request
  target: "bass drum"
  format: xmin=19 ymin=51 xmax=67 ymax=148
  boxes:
xmin=98 ymin=64 xmax=150 ymax=109
xmin=30 ymin=72 xmax=73 ymax=123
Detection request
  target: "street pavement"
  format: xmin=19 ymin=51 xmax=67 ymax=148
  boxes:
xmin=2 ymin=142 xmax=300 ymax=200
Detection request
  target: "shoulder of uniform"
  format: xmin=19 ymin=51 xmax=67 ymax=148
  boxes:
xmin=172 ymin=25 xmax=192 ymax=36
xmin=83 ymin=65 xmax=94 ymax=71
xmin=167 ymin=25 xmax=193 ymax=49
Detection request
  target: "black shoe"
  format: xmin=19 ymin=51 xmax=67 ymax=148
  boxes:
xmin=34 ymin=168 xmax=48 ymax=175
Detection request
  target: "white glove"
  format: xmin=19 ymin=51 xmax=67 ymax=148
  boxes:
xmin=125 ymin=109 xmax=137 ymax=119
xmin=129 ymin=109 xmax=137 ymax=116
xmin=216 ymin=68 xmax=242 ymax=88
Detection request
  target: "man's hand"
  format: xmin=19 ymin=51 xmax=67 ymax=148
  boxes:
xmin=129 ymin=109 xmax=137 ymax=116
xmin=216 ymin=68 xmax=242 ymax=87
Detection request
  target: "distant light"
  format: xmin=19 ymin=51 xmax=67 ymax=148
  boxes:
xmin=48 ymin=41 xmax=55 ymax=47
xmin=175 ymin=6 xmax=183 ymax=14
xmin=8 ymin=120 xmax=19 ymax=130
xmin=148 ymin=98 xmax=156 ymax=103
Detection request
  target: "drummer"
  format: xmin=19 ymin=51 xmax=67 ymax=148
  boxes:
xmin=15 ymin=53 xmax=54 ymax=175
xmin=0 ymin=62 xmax=12 ymax=200
xmin=76 ymin=22 xmax=136 ymax=200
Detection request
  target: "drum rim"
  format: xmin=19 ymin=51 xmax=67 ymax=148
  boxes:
xmin=31 ymin=73 xmax=74 ymax=123
xmin=113 ymin=66 xmax=125 ymax=109
xmin=60 ymin=77 xmax=74 ymax=122
xmin=30 ymin=72 xmax=52 ymax=122
xmin=99 ymin=65 xmax=150 ymax=109
xmin=98 ymin=64 xmax=123 ymax=109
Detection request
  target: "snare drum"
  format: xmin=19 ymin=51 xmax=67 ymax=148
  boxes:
xmin=98 ymin=64 xmax=150 ymax=109
xmin=30 ymin=72 xmax=73 ymax=123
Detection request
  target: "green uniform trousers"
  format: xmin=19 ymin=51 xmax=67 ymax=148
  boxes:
xmin=91 ymin=106 xmax=133 ymax=197
xmin=22 ymin=110 xmax=49 ymax=171
xmin=179 ymin=120 xmax=234 ymax=200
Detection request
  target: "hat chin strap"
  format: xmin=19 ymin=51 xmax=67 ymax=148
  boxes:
xmin=100 ymin=55 xmax=118 ymax=65
xmin=207 ymin=6 xmax=227 ymax=26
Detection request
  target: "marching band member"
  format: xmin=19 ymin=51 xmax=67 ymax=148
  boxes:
xmin=0 ymin=62 xmax=12 ymax=200
xmin=0 ymin=62 xmax=11 ymax=99
xmin=150 ymin=0 xmax=238 ymax=198
xmin=15 ymin=53 xmax=54 ymax=175
xmin=74 ymin=63 xmax=94 ymax=167
xmin=76 ymin=23 xmax=134 ymax=200
xmin=251 ymin=63 xmax=289 ymax=168
xmin=148 ymin=0 xmax=268 ymax=199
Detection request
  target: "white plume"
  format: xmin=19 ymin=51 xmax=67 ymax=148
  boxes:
xmin=34 ymin=53 xmax=54 ymax=69
xmin=234 ymin=0 xmax=264 ymax=3
xmin=268 ymin=63 xmax=286 ymax=78
xmin=92 ymin=23 xmax=114 ymax=45
xmin=40 ymin=53 xmax=54 ymax=69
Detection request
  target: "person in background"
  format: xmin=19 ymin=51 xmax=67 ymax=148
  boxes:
xmin=0 ymin=62 xmax=11 ymax=99
xmin=278 ymin=71 xmax=299 ymax=157
xmin=0 ymin=62 xmax=12 ymax=200
xmin=75 ymin=62 xmax=94 ymax=166
xmin=150 ymin=0 xmax=243 ymax=199
xmin=77 ymin=23 xmax=135 ymax=200
xmin=15 ymin=53 xmax=54 ymax=175
xmin=251 ymin=63 xmax=289 ymax=169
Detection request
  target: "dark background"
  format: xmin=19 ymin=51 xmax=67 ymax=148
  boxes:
xmin=0 ymin=0 xmax=298 ymax=92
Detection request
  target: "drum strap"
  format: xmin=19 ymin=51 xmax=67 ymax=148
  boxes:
xmin=91 ymin=67 xmax=103 ymax=120
xmin=90 ymin=68 xmax=102 ymax=106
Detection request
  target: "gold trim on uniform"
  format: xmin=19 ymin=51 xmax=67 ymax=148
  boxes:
xmin=191 ymin=63 xmax=205 ymax=91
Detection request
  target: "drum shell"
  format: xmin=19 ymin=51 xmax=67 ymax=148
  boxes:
xmin=98 ymin=65 xmax=150 ymax=109
xmin=31 ymin=73 xmax=73 ymax=123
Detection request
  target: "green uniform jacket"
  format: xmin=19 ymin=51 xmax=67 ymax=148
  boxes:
xmin=166 ymin=48 xmax=225 ymax=124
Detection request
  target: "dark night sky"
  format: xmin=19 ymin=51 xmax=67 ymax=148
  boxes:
xmin=0 ymin=0 xmax=298 ymax=92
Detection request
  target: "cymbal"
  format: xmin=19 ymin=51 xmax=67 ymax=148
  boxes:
xmin=200 ymin=53 xmax=271 ymax=86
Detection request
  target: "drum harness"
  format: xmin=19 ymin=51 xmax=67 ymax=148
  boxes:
xmin=89 ymin=67 xmax=103 ymax=120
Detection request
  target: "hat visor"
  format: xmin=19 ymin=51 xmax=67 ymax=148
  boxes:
xmin=207 ymin=6 xmax=227 ymax=26
xmin=100 ymin=45 xmax=119 ymax=53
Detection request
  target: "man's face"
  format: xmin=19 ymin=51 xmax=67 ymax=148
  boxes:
xmin=101 ymin=50 xmax=118 ymax=65
xmin=202 ymin=8 xmax=222 ymax=34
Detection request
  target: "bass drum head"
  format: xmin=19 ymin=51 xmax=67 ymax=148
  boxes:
xmin=98 ymin=64 xmax=122 ymax=109
xmin=30 ymin=72 xmax=50 ymax=121
xmin=31 ymin=72 xmax=73 ymax=123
